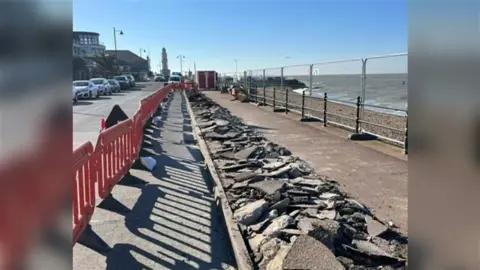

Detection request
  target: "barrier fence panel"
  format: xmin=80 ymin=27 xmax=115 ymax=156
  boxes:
xmin=310 ymin=59 xmax=363 ymax=130
xmin=131 ymin=108 xmax=143 ymax=161
xmin=73 ymin=141 xmax=96 ymax=245
xmin=220 ymin=72 xmax=240 ymax=88
xmin=247 ymin=69 xmax=263 ymax=102
xmin=282 ymin=64 xmax=311 ymax=114
xmin=263 ymin=68 xmax=282 ymax=107
xmin=361 ymin=53 xmax=408 ymax=146
xmin=95 ymin=119 xmax=133 ymax=199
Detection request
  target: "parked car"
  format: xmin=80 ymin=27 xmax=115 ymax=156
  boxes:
xmin=72 ymin=85 xmax=78 ymax=103
xmin=113 ymin=76 xmax=130 ymax=89
xmin=90 ymin=78 xmax=112 ymax=95
xmin=125 ymin=75 xmax=136 ymax=87
xmin=108 ymin=79 xmax=121 ymax=93
xmin=154 ymin=75 xmax=166 ymax=82
xmin=73 ymin=80 xmax=99 ymax=99
xmin=168 ymin=75 xmax=182 ymax=85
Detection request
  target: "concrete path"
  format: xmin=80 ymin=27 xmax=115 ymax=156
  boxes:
xmin=73 ymin=82 xmax=165 ymax=148
xmin=203 ymin=91 xmax=408 ymax=234
xmin=73 ymin=91 xmax=236 ymax=269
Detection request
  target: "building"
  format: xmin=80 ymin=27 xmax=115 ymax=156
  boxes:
xmin=105 ymin=50 xmax=150 ymax=80
xmin=73 ymin=31 xmax=106 ymax=58
xmin=161 ymin=47 xmax=170 ymax=78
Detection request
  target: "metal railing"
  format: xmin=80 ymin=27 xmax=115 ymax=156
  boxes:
xmin=244 ymin=53 xmax=408 ymax=154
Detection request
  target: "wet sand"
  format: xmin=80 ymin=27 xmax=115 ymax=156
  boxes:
xmin=251 ymin=87 xmax=407 ymax=143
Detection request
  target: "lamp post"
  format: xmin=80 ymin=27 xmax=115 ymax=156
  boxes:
xmin=113 ymin=27 xmax=124 ymax=74
xmin=139 ymin=48 xmax=146 ymax=58
xmin=177 ymin=55 xmax=185 ymax=74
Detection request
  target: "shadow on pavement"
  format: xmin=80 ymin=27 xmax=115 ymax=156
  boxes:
xmin=104 ymin=91 xmax=235 ymax=269
xmin=73 ymin=101 xmax=94 ymax=106
xmin=96 ymin=96 xmax=112 ymax=100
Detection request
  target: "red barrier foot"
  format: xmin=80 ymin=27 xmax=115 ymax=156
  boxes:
xmin=97 ymin=194 xmax=131 ymax=215
xmin=77 ymin=224 xmax=111 ymax=255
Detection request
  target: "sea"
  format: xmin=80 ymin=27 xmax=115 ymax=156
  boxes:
xmin=278 ymin=73 xmax=407 ymax=116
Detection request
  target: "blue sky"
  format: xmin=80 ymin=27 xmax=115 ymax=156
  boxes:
xmin=73 ymin=0 xmax=407 ymax=75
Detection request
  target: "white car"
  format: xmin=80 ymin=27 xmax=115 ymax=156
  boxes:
xmin=73 ymin=80 xmax=99 ymax=99
xmin=168 ymin=75 xmax=182 ymax=85
xmin=89 ymin=78 xmax=112 ymax=95
xmin=72 ymin=85 xmax=78 ymax=103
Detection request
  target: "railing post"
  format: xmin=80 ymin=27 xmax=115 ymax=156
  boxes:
xmin=360 ymin=59 xmax=367 ymax=132
xmin=263 ymin=86 xmax=266 ymax=105
xmin=309 ymin=64 xmax=313 ymax=96
xmin=273 ymin=87 xmax=276 ymax=110
xmin=355 ymin=96 xmax=361 ymax=134
xmin=301 ymin=90 xmax=305 ymax=118
xmin=323 ymin=92 xmax=327 ymax=127
xmin=244 ymin=71 xmax=248 ymax=98
xmin=280 ymin=67 xmax=284 ymax=92
xmin=404 ymin=116 xmax=408 ymax=154
xmin=285 ymin=88 xmax=289 ymax=114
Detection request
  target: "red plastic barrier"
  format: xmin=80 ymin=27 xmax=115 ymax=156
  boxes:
xmin=95 ymin=119 xmax=133 ymax=199
xmin=73 ymin=142 xmax=96 ymax=245
xmin=0 ymin=124 xmax=70 ymax=268
xmin=71 ymin=84 xmax=171 ymax=249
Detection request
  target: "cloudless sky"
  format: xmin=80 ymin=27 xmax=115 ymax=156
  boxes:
xmin=73 ymin=0 xmax=407 ymax=75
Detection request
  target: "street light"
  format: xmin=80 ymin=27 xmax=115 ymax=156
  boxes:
xmin=234 ymin=59 xmax=238 ymax=74
xmin=177 ymin=55 xmax=185 ymax=74
xmin=139 ymin=48 xmax=147 ymax=58
xmin=113 ymin=27 xmax=124 ymax=74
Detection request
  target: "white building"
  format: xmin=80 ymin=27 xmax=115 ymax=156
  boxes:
xmin=73 ymin=31 xmax=106 ymax=58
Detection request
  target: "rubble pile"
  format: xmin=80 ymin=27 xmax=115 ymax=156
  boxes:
xmin=187 ymin=91 xmax=408 ymax=270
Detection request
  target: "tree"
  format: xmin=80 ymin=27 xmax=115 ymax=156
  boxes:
xmin=90 ymin=53 xmax=117 ymax=73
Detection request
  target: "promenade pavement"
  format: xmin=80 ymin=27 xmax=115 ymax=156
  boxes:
xmin=203 ymin=91 xmax=408 ymax=234
xmin=73 ymin=91 xmax=235 ymax=269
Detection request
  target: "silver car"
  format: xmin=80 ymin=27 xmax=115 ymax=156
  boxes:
xmin=108 ymin=79 xmax=121 ymax=93
xmin=73 ymin=80 xmax=99 ymax=99
xmin=89 ymin=78 xmax=112 ymax=95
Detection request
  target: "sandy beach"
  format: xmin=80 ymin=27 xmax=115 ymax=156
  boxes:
xmin=251 ymin=87 xmax=407 ymax=143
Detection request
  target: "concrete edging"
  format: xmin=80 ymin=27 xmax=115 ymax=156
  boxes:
xmin=182 ymin=91 xmax=254 ymax=270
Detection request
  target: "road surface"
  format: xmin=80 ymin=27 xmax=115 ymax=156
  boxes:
xmin=73 ymin=82 xmax=164 ymax=148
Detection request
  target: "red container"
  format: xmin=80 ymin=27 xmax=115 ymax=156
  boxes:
xmin=196 ymin=71 xmax=217 ymax=89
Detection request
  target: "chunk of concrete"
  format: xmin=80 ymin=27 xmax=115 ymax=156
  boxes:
xmin=365 ymin=215 xmax=388 ymax=237
xmin=249 ymin=180 xmax=288 ymax=195
xmin=262 ymin=215 xmax=293 ymax=237
xmin=266 ymin=243 xmax=292 ymax=270
xmin=139 ymin=156 xmax=156 ymax=171
xmin=233 ymin=172 xmax=258 ymax=182
xmin=214 ymin=118 xmax=230 ymax=127
xmin=263 ymin=161 xmax=287 ymax=170
xmin=269 ymin=198 xmax=290 ymax=212
xmin=352 ymin=240 xmax=397 ymax=259
xmin=317 ymin=210 xmax=338 ymax=220
xmin=319 ymin=192 xmax=342 ymax=200
xmin=233 ymin=199 xmax=268 ymax=226
xmin=283 ymin=235 xmax=345 ymax=270
xmin=235 ymin=146 xmax=259 ymax=160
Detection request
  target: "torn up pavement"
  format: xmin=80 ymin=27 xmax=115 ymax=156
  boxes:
xmin=186 ymin=91 xmax=408 ymax=270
